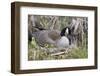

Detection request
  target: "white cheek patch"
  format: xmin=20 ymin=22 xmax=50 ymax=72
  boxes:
xmin=65 ymin=28 xmax=69 ymax=34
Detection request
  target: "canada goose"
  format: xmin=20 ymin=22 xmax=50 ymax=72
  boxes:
xmin=32 ymin=27 xmax=71 ymax=48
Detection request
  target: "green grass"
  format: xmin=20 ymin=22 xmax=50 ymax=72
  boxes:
xmin=28 ymin=37 xmax=88 ymax=60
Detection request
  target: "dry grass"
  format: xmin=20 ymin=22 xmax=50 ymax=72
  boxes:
xmin=28 ymin=38 xmax=88 ymax=60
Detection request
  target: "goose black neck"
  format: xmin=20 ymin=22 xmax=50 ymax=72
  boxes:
xmin=60 ymin=28 xmax=66 ymax=36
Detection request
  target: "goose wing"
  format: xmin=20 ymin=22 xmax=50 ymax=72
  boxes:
xmin=48 ymin=30 xmax=61 ymax=41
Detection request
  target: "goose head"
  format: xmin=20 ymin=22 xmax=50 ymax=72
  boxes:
xmin=60 ymin=27 xmax=71 ymax=37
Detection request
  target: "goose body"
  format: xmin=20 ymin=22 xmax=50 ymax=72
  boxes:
xmin=33 ymin=30 xmax=61 ymax=47
xmin=31 ymin=27 xmax=71 ymax=48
